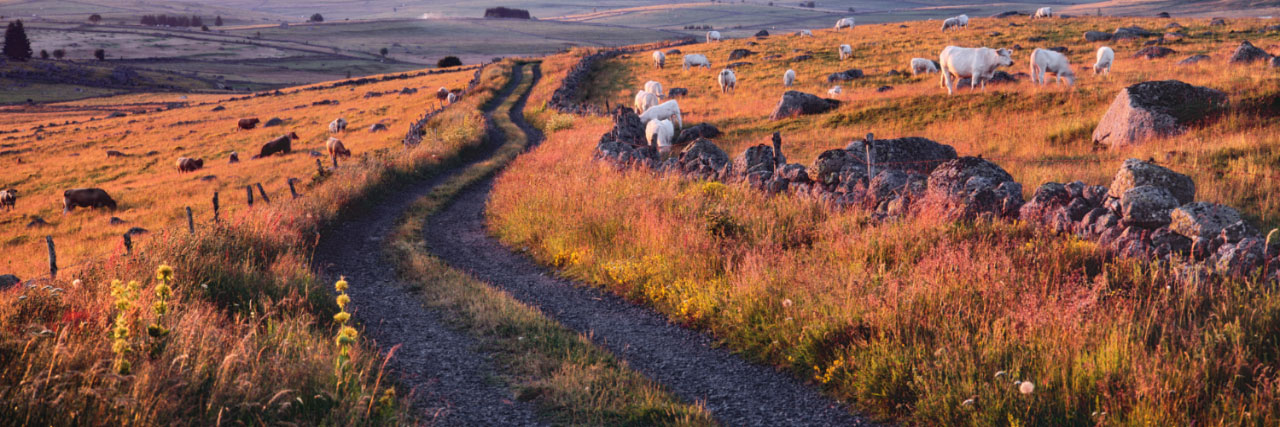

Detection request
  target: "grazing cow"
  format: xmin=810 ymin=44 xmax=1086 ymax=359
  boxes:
xmin=634 ymin=90 xmax=660 ymax=114
xmin=718 ymin=69 xmax=737 ymax=93
xmin=957 ymin=14 xmax=969 ymax=27
xmin=237 ymin=118 xmax=260 ymax=130
xmin=435 ymin=87 xmax=450 ymax=106
xmin=707 ymin=31 xmax=722 ymax=42
xmin=447 ymin=92 xmax=458 ymax=104
xmin=653 ymin=50 xmax=666 ymax=69
xmin=229 ymin=152 xmax=240 ymax=163
xmin=326 ymin=137 xmax=352 ymax=158
xmin=839 ymin=44 xmax=853 ymax=60
xmin=253 ymin=133 xmax=298 ymax=159
xmin=639 ymin=100 xmax=683 ymax=129
xmin=939 ymin=45 xmax=1014 ymax=95
xmin=784 ymin=69 xmax=796 ymax=86
xmin=645 ymin=119 xmax=675 ymax=153
xmin=175 ymin=157 xmax=204 ymax=173
xmin=1030 ymin=48 xmax=1076 ymax=85
xmin=911 ymin=57 xmax=940 ymax=75
xmin=942 ymin=17 xmax=961 ymax=31
xmin=828 ymin=86 xmax=843 ymax=96
xmin=644 ymin=80 xmax=664 ymax=98
xmin=0 ymin=189 xmax=15 ymax=211
xmin=835 ymin=17 xmax=855 ymax=31
xmin=329 ymin=117 xmax=347 ymax=133
xmin=668 ymin=87 xmax=689 ymax=98
xmin=799 ymin=29 xmax=814 ymax=37
xmin=63 ymin=188 xmax=117 ymax=213
xmin=1094 ymin=46 xmax=1115 ymax=74
xmin=682 ymin=54 xmax=712 ymax=70
xmin=1033 ymin=7 xmax=1052 ymax=19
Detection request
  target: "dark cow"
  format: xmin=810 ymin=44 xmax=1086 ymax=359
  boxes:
xmin=176 ymin=157 xmax=204 ymax=173
xmin=435 ymin=87 xmax=450 ymax=106
xmin=0 ymin=189 xmax=16 ymax=211
xmin=237 ymin=118 xmax=261 ymax=130
xmin=63 ymin=188 xmax=117 ymax=213
xmin=105 ymin=150 xmax=128 ymax=158
xmin=253 ymin=133 xmax=298 ymax=159
xmin=229 ymin=151 xmax=240 ymax=163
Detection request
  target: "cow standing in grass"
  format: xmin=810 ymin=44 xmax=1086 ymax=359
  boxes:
xmin=0 ymin=189 xmax=16 ymax=211
xmin=63 ymin=188 xmax=117 ymax=213
xmin=939 ymin=45 xmax=1014 ymax=95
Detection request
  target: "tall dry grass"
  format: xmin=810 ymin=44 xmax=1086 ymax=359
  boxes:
xmin=0 ymin=62 xmax=514 ymax=424
xmin=489 ymin=16 xmax=1280 ymax=424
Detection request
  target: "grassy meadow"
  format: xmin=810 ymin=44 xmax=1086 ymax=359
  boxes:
xmin=0 ymin=58 xmax=515 ymax=423
xmin=489 ymin=16 xmax=1280 ymax=424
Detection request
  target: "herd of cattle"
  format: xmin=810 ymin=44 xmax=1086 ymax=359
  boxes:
xmin=2 ymin=85 xmax=461 ymax=217
xmin=633 ymin=8 xmax=1125 ymax=149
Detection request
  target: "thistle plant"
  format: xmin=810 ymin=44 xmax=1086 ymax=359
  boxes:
xmin=109 ymin=279 xmax=141 ymax=374
xmin=333 ymin=277 xmax=358 ymax=389
xmin=148 ymin=265 xmax=174 ymax=357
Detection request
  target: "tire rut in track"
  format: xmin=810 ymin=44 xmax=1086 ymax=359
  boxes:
xmin=425 ymin=69 xmax=871 ymax=426
xmin=313 ymin=63 xmax=544 ymax=426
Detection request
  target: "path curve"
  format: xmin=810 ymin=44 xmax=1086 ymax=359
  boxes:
xmin=424 ymin=71 xmax=870 ymax=426
xmin=313 ymin=63 xmax=543 ymax=426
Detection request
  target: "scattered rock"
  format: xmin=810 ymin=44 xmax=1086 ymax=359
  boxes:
xmin=666 ymin=49 xmax=681 ymax=55
xmin=754 ymin=29 xmax=769 ymax=37
xmin=876 ymin=85 xmax=893 ymax=92
xmin=0 ymin=274 xmax=18 ymax=290
xmin=263 ymin=117 xmax=284 ymax=127
xmin=789 ymin=55 xmax=813 ymax=62
xmin=1157 ymin=11 xmax=1171 ymax=18
xmin=1216 ymin=237 xmax=1265 ymax=275
xmin=1084 ymin=31 xmax=1112 ymax=42
xmin=1092 ymin=80 xmax=1226 ymax=148
xmin=1229 ymin=40 xmax=1273 ymax=63
xmin=109 ymin=217 xmax=128 ymax=225
xmin=734 ymin=145 xmax=776 ymax=183
xmin=1028 ymin=36 xmax=1047 ymax=42
xmin=106 ymin=111 xmax=126 ymax=118
xmin=27 ymin=217 xmax=50 ymax=228
xmin=1133 ymin=46 xmax=1176 ymax=59
xmin=369 ymin=123 xmax=388 ymax=132
xmin=211 ymin=105 xmax=226 ymax=112
xmin=1164 ymin=32 xmax=1186 ymax=41
xmin=1177 ymin=54 xmax=1211 ymax=65
xmin=1209 ymin=17 xmax=1226 ymax=26
xmin=827 ymin=69 xmax=864 ymax=82
xmin=769 ymin=91 xmax=840 ymax=120
xmin=728 ymin=49 xmax=755 ymax=60
xmin=126 ymin=227 xmax=149 ymax=236
xmin=678 ymin=138 xmax=731 ymax=180
xmin=991 ymin=11 xmax=1023 ymax=18
xmin=844 ymin=136 xmax=957 ymax=175
xmin=1048 ymin=46 xmax=1069 ymax=54
xmin=726 ymin=61 xmax=753 ymax=69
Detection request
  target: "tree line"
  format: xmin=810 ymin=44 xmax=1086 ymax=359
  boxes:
xmin=139 ymin=15 xmax=207 ymax=27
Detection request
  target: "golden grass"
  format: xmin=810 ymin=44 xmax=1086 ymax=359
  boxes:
xmin=489 ymin=16 xmax=1280 ymax=424
xmin=0 ymin=62 xmax=514 ymax=424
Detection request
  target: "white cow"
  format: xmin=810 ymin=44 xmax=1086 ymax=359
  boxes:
xmin=718 ymin=69 xmax=737 ymax=93
xmin=939 ymin=45 xmax=1014 ymax=95
xmin=645 ymin=118 xmax=675 ymax=153
xmin=942 ymin=14 xmax=969 ymax=31
xmin=799 ymin=29 xmax=814 ymax=37
xmin=644 ymin=80 xmax=664 ymax=98
xmin=1030 ymin=48 xmax=1075 ymax=85
xmin=447 ymin=92 xmax=458 ymax=104
xmin=828 ymin=86 xmax=842 ymax=96
xmin=634 ymin=90 xmax=660 ymax=113
xmin=639 ymin=100 xmax=683 ymax=129
xmin=835 ymin=17 xmax=855 ymax=31
xmin=839 ymin=44 xmax=853 ymax=60
xmin=1093 ymin=46 xmax=1114 ymax=75
xmin=911 ymin=58 xmax=939 ymax=75
xmin=653 ymin=50 xmax=666 ymax=69
xmin=682 ymin=54 xmax=711 ymax=70
xmin=957 ymin=14 xmax=969 ymax=27
xmin=707 ymin=30 xmax=722 ymax=42
xmin=1033 ymin=7 xmax=1052 ymax=19
xmin=784 ymin=69 xmax=796 ymax=86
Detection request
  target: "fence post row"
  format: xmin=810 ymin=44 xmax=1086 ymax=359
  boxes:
xmin=288 ymin=178 xmax=299 ymax=199
xmin=256 ymin=183 xmax=270 ymax=204
xmin=246 ymin=185 xmax=254 ymax=206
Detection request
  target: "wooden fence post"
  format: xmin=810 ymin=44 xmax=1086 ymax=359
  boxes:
xmin=315 ymin=158 xmax=324 ymax=176
xmin=123 ymin=233 xmax=132 ymax=256
xmin=771 ymin=131 xmax=783 ymax=167
xmin=287 ymin=178 xmax=299 ymax=199
xmin=46 ymin=236 xmax=57 ymax=279
xmin=256 ymin=183 xmax=271 ymax=204
xmin=186 ymin=206 xmax=195 ymax=234
xmin=246 ymin=185 xmax=254 ymax=206
xmin=212 ymin=191 xmax=220 ymax=222
xmin=864 ymin=132 xmax=875 ymax=182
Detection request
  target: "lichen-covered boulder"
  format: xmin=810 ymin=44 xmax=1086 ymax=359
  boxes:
xmin=1169 ymin=202 xmax=1242 ymax=241
xmin=734 ymin=145 xmax=776 ymax=181
xmin=1092 ymin=81 xmax=1226 ymax=148
xmin=923 ymin=157 xmax=1023 ymax=219
xmin=675 ymin=123 xmax=722 ymax=144
xmin=769 ymin=91 xmax=840 ymax=120
xmin=844 ymin=136 xmax=957 ymax=175
xmin=1228 ymin=40 xmax=1273 ymax=64
xmin=678 ymin=138 xmax=731 ymax=180
xmin=1119 ymin=185 xmax=1180 ymax=228
xmin=1084 ymin=31 xmax=1112 ymax=42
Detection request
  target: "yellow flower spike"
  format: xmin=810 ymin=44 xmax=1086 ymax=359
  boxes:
xmin=335 ymin=276 xmax=349 ymax=293
xmin=336 ymin=294 xmax=350 ymax=309
xmin=156 ymin=264 xmax=174 ymax=281
xmin=333 ymin=312 xmax=350 ymax=324
xmin=340 ymin=326 xmax=358 ymax=339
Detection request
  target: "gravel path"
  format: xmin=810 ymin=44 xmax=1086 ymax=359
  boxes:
xmin=425 ymin=68 xmax=870 ymax=426
xmin=313 ymin=63 xmax=544 ymax=426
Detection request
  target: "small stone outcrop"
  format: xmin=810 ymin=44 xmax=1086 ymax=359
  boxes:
xmin=769 ymin=91 xmax=840 ymax=120
xmin=923 ymin=157 xmax=1023 ymax=220
xmin=1092 ymin=80 xmax=1226 ymax=148
xmin=1229 ymin=40 xmax=1273 ymax=63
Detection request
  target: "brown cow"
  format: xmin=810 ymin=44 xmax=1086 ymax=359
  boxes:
xmin=229 ymin=151 xmax=240 ymax=163
xmin=176 ymin=157 xmax=204 ymax=173
xmin=0 ymin=189 xmax=16 ymax=211
xmin=435 ymin=87 xmax=450 ymax=106
xmin=326 ymin=137 xmax=351 ymax=158
xmin=237 ymin=118 xmax=261 ymax=130
xmin=252 ymin=132 xmax=298 ymax=159
xmin=63 ymin=188 xmax=117 ymax=213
